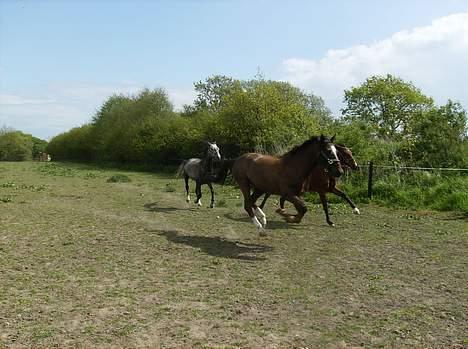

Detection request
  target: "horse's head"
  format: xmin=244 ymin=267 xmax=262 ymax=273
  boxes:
xmin=336 ymin=144 xmax=359 ymax=170
xmin=206 ymin=141 xmax=222 ymax=161
xmin=318 ymin=135 xmax=344 ymax=178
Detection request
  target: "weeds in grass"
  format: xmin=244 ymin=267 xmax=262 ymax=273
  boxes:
xmin=0 ymin=196 xmax=12 ymax=203
xmin=37 ymin=163 xmax=78 ymax=177
xmin=107 ymin=174 xmax=131 ymax=183
xmin=164 ymin=183 xmax=176 ymax=192
xmin=1 ymin=182 xmax=16 ymax=188
xmin=216 ymin=198 xmax=227 ymax=207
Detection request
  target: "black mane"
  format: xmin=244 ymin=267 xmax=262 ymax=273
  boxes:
xmin=281 ymin=135 xmax=325 ymax=159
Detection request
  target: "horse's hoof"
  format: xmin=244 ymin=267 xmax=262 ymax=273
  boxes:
xmin=285 ymin=215 xmax=301 ymax=224
xmin=353 ymin=207 xmax=360 ymax=215
xmin=327 ymin=221 xmax=335 ymax=227
xmin=259 ymin=229 xmax=267 ymax=237
xmin=210 ymin=204 xmax=214 ymax=208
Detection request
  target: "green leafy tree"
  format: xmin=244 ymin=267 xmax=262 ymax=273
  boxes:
xmin=31 ymin=136 xmax=48 ymax=158
xmin=407 ymin=100 xmax=467 ymax=167
xmin=342 ymin=74 xmax=434 ymax=138
xmin=193 ymin=75 xmax=239 ymax=113
xmin=220 ymin=79 xmax=320 ymax=155
xmin=0 ymin=131 xmax=33 ymax=161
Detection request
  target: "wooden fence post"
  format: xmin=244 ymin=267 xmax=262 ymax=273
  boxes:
xmin=367 ymin=161 xmax=374 ymax=199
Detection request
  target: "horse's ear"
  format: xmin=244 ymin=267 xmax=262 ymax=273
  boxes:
xmin=331 ymin=134 xmax=336 ymax=143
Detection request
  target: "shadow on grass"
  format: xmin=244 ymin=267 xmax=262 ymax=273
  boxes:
xmin=144 ymin=202 xmax=196 ymax=213
xmin=223 ymin=212 xmax=300 ymax=231
xmin=153 ymin=229 xmax=273 ymax=261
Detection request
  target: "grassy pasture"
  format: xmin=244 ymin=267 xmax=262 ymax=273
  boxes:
xmin=0 ymin=162 xmax=466 ymax=348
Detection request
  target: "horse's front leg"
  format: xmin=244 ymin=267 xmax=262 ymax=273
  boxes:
xmin=319 ymin=192 xmax=334 ymax=226
xmin=282 ymin=195 xmax=307 ymax=223
xmin=332 ymin=187 xmax=360 ymax=214
xmin=207 ymin=182 xmax=215 ymax=208
xmin=195 ymin=181 xmax=202 ymax=206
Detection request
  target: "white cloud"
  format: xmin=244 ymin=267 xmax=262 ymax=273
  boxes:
xmin=283 ymin=12 xmax=468 ymax=115
xmin=0 ymin=82 xmax=196 ymax=140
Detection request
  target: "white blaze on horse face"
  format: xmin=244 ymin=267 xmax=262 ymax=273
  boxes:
xmin=330 ymin=145 xmax=339 ymax=162
xmin=208 ymin=142 xmax=221 ymax=160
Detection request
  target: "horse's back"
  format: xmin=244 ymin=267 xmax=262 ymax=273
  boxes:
xmin=183 ymin=158 xmax=202 ymax=179
xmin=232 ymin=153 xmax=283 ymax=193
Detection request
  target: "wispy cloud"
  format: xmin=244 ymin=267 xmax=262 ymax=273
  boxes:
xmin=0 ymin=94 xmax=57 ymax=105
xmin=283 ymin=12 xmax=468 ymax=114
xmin=0 ymin=82 xmax=196 ymax=139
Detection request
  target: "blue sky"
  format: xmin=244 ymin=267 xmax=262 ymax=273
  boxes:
xmin=1 ymin=0 xmax=468 ymax=139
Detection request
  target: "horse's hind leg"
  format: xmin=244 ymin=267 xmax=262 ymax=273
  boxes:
xmin=332 ymin=187 xmax=360 ymax=214
xmin=282 ymin=195 xmax=308 ymax=223
xmin=251 ymin=188 xmax=267 ymax=227
xmin=195 ymin=181 xmax=202 ymax=206
xmin=258 ymin=193 xmax=270 ymax=210
xmin=207 ymin=182 xmax=215 ymax=208
xmin=184 ymin=175 xmax=190 ymax=202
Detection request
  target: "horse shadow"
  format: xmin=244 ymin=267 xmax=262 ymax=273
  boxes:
xmin=223 ymin=212 xmax=300 ymax=231
xmin=144 ymin=202 xmax=196 ymax=213
xmin=153 ymin=229 xmax=273 ymax=261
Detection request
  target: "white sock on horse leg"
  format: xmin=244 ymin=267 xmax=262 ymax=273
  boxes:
xmin=353 ymin=207 xmax=360 ymax=215
xmin=255 ymin=207 xmax=267 ymax=227
xmin=186 ymin=195 xmax=191 ymax=202
xmin=252 ymin=216 xmax=263 ymax=229
xmin=197 ymin=199 xmax=202 ymax=206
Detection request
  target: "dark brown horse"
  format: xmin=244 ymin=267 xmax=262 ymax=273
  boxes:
xmin=259 ymin=143 xmax=360 ymax=226
xmin=231 ymin=135 xmax=343 ymax=230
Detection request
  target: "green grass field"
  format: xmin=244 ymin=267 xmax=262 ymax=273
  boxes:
xmin=0 ymin=162 xmax=466 ymax=348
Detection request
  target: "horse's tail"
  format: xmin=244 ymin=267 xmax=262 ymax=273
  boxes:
xmin=176 ymin=160 xmax=187 ymax=178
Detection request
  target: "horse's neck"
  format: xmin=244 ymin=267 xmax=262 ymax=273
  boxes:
xmin=283 ymin=144 xmax=320 ymax=179
xmin=201 ymin=156 xmax=213 ymax=173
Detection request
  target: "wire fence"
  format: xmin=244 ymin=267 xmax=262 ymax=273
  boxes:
xmin=338 ymin=161 xmax=468 ymax=199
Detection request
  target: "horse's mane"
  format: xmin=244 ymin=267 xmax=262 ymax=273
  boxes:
xmin=281 ymin=136 xmax=323 ymax=159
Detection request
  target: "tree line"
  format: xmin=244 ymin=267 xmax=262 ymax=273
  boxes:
xmin=0 ymin=126 xmax=47 ymax=161
xmin=3 ymin=74 xmax=467 ymax=168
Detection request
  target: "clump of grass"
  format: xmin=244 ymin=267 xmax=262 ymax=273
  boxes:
xmin=1 ymin=182 xmax=16 ymax=188
xmin=0 ymin=196 xmax=12 ymax=203
xmin=164 ymin=183 xmax=176 ymax=192
xmin=107 ymin=174 xmax=131 ymax=183
xmin=216 ymin=198 xmax=227 ymax=207
xmin=84 ymin=172 xmax=99 ymax=179
xmin=38 ymin=163 xmax=77 ymax=177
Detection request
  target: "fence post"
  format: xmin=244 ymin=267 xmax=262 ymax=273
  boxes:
xmin=367 ymin=161 xmax=374 ymax=199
